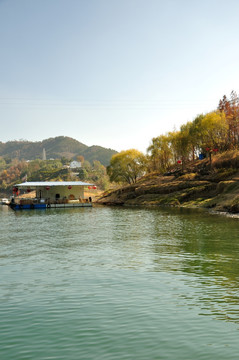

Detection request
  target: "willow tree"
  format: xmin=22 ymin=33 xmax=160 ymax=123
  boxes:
xmin=168 ymin=125 xmax=192 ymax=169
xmin=107 ymin=149 xmax=146 ymax=184
xmin=147 ymin=135 xmax=172 ymax=172
xmin=199 ymin=112 xmax=228 ymax=150
xmin=189 ymin=114 xmax=205 ymax=160
xmin=198 ymin=111 xmax=228 ymax=166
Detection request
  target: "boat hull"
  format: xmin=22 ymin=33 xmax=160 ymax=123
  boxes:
xmin=10 ymin=203 xmax=92 ymax=210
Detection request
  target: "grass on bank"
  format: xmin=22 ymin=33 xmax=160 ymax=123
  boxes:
xmin=97 ymin=151 xmax=239 ymax=214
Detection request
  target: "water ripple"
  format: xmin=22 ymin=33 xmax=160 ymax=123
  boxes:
xmin=1 ymin=206 xmax=239 ymax=359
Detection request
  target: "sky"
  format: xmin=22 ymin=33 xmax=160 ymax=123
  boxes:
xmin=1 ymin=0 xmax=239 ymax=153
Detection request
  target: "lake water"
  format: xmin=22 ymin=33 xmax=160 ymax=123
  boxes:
xmin=1 ymin=205 xmax=239 ymax=360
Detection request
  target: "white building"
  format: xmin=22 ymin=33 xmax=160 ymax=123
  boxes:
xmin=70 ymin=160 xmax=81 ymax=169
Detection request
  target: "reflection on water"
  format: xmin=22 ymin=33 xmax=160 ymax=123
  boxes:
xmin=0 ymin=205 xmax=239 ymax=359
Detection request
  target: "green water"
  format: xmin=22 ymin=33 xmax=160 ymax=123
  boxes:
xmin=0 ymin=205 xmax=239 ymax=359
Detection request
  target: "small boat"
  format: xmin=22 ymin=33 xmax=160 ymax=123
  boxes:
xmin=9 ymin=181 xmax=95 ymax=210
xmin=1 ymin=198 xmax=10 ymax=205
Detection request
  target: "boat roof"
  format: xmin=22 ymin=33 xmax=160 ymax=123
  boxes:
xmin=15 ymin=181 xmax=94 ymax=188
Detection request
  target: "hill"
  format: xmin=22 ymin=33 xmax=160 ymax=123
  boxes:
xmin=97 ymin=151 xmax=239 ymax=214
xmin=0 ymin=136 xmax=117 ymax=166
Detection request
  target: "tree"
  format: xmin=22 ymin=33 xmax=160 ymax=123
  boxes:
xmin=76 ymin=155 xmax=85 ymax=164
xmin=78 ymin=168 xmax=88 ymax=181
xmin=199 ymin=112 xmax=228 ymax=149
xmin=0 ymin=157 xmax=6 ymax=171
xmin=218 ymin=91 xmax=239 ymax=148
xmin=189 ymin=114 xmax=205 ymax=159
xmin=61 ymin=156 xmax=69 ymax=165
xmin=198 ymin=111 xmax=228 ymax=166
xmin=91 ymin=161 xmax=110 ymax=190
xmin=107 ymin=149 xmax=146 ymax=184
xmin=82 ymin=160 xmax=91 ymax=172
xmin=147 ymin=135 xmax=172 ymax=172
xmin=168 ymin=128 xmax=191 ymax=170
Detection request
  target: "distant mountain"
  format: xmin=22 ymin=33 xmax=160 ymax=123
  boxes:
xmin=0 ymin=136 xmax=117 ymax=166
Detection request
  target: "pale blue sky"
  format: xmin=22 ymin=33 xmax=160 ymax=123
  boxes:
xmin=1 ymin=0 xmax=239 ymax=153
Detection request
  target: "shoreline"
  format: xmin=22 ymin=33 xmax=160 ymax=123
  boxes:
xmin=95 ymin=201 xmax=239 ymax=218
xmin=96 ymin=158 xmax=239 ymax=217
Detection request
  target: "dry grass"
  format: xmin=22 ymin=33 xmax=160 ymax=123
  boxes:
xmin=212 ymin=150 xmax=239 ymax=168
xmin=97 ymin=150 xmax=239 ymax=214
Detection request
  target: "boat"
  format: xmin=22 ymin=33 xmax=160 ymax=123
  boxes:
xmin=9 ymin=181 xmax=95 ymax=210
xmin=1 ymin=198 xmax=10 ymax=205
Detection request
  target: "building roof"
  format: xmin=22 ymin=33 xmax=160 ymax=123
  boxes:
xmin=15 ymin=181 xmax=94 ymax=188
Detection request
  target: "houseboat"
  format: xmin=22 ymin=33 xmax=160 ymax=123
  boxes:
xmin=9 ymin=181 xmax=95 ymax=210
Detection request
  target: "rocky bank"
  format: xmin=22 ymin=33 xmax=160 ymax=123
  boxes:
xmin=97 ymin=152 xmax=239 ymax=214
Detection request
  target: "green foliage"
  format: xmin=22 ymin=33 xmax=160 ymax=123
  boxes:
xmin=147 ymin=135 xmax=172 ymax=172
xmin=0 ymin=158 xmax=67 ymax=194
xmin=78 ymin=168 xmax=88 ymax=181
xmin=0 ymin=136 xmax=117 ymax=166
xmin=4 ymin=156 xmax=11 ymax=164
xmin=61 ymin=156 xmax=70 ymax=165
xmin=0 ymin=154 xmax=113 ymax=195
xmin=81 ymin=145 xmax=117 ymax=166
xmin=198 ymin=112 xmax=228 ymax=151
xmin=168 ymin=126 xmax=191 ymax=166
xmin=107 ymin=149 xmax=147 ymax=184
xmin=0 ymin=157 xmax=6 ymax=171
xmin=78 ymin=160 xmax=111 ymax=190
xmin=146 ymin=102 xmax=235 ymax=174
xmin=29 ymin=168 xmax=70 ymax=181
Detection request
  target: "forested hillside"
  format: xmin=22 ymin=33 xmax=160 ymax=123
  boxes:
xmin=0 ymin=136 xmax=117 ymax=166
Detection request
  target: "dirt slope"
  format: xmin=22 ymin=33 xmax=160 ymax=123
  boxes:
xmin=97 ymin=154 xmax=239 ymax=214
